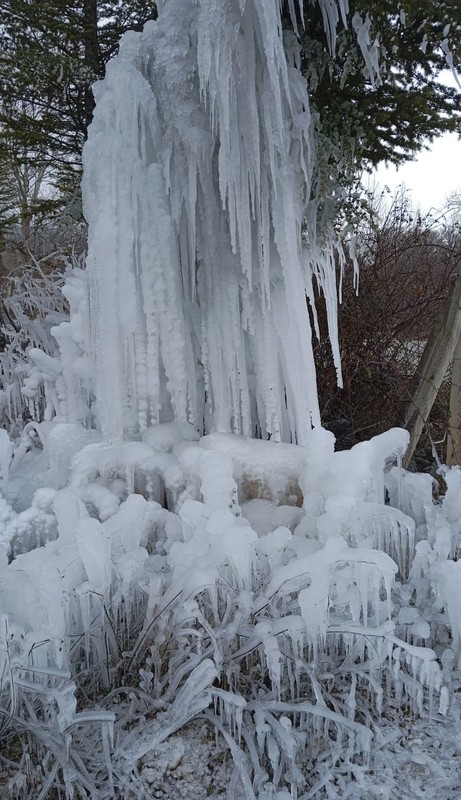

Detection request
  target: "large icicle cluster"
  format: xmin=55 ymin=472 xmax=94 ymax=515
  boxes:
xmin=83 ymin=0 xmax=378 ymax=444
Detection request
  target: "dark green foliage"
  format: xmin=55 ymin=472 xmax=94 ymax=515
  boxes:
xmin=299 ymin=0 xmax=461 ymax=170
xmin=0 ymin=1 xmax=157 ymax=232
xmin=0 ymin=0 xmax=459 ymax=235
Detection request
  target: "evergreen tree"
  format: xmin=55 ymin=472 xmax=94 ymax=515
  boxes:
xmin=0 ymin=1 xmax=157 ymax=231
xmin=299 ymin=0 xmax=461 ymax=170
xmin=0 ymin=0 xmax=459 ymax=234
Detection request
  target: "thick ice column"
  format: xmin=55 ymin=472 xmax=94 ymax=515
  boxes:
xmin=82 ymin=0 xmax=352 ymax=444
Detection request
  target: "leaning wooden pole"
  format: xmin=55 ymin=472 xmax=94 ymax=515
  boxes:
xmin=403 ymin=273 xmax=461 ymax=468
xmin=446 ymin=327 xmax=461 ymax=465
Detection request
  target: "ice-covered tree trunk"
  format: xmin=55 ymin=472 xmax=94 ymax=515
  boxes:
xmin=83 ymin=0 xmax=365 ymax=445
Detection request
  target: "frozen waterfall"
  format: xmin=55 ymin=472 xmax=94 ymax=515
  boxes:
xmin=83 ymin=0 xmax=367 ymax=445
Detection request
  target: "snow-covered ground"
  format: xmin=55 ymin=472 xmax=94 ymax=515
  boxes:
xmin=139 ymin=692 xmax=461 ymax=800
xmin=125 ymin=693 xmax=461 ymax=799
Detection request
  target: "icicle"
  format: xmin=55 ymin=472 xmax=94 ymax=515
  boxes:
xmin=0 ymin=429 xmax=12 ymax=498
xmin=82 ymin=0 xmax=367 ymax=444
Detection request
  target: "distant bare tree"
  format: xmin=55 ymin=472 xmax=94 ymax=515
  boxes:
xmin=315 ymin=190 xmax=461 ymax=467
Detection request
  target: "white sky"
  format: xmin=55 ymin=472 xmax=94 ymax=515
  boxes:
xmin=364 ymin=71 xmax=461 ymax=214
xmin=369 ymin=131 xmax=461 ymax=213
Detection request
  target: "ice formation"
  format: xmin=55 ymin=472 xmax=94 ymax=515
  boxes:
xmin=0 ymin=418 xmax=451 ymax=796
xmin=82 ymin=0 xmax=380 ymax=445
xmin=1 ymin=1 xmax=461 ymax=798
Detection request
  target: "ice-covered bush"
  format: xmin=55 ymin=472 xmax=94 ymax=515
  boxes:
xmin=0 ymin=253 xmax=82 ymax=434
xmin=0 ymin=420 xmax=455 ymax=798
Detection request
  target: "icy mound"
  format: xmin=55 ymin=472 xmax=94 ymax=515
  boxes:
xmin=0 ymin=421 xmax=451 ymax=798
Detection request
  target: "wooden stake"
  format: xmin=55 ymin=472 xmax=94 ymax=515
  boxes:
xmin=403 ymin=273 xmax=461 ymax=468
xmin=447 ymin=327 xmax=461 ymax=465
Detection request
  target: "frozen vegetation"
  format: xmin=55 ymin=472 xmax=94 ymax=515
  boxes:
xmin=0 ymin=1 xmax=461 ymax=798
